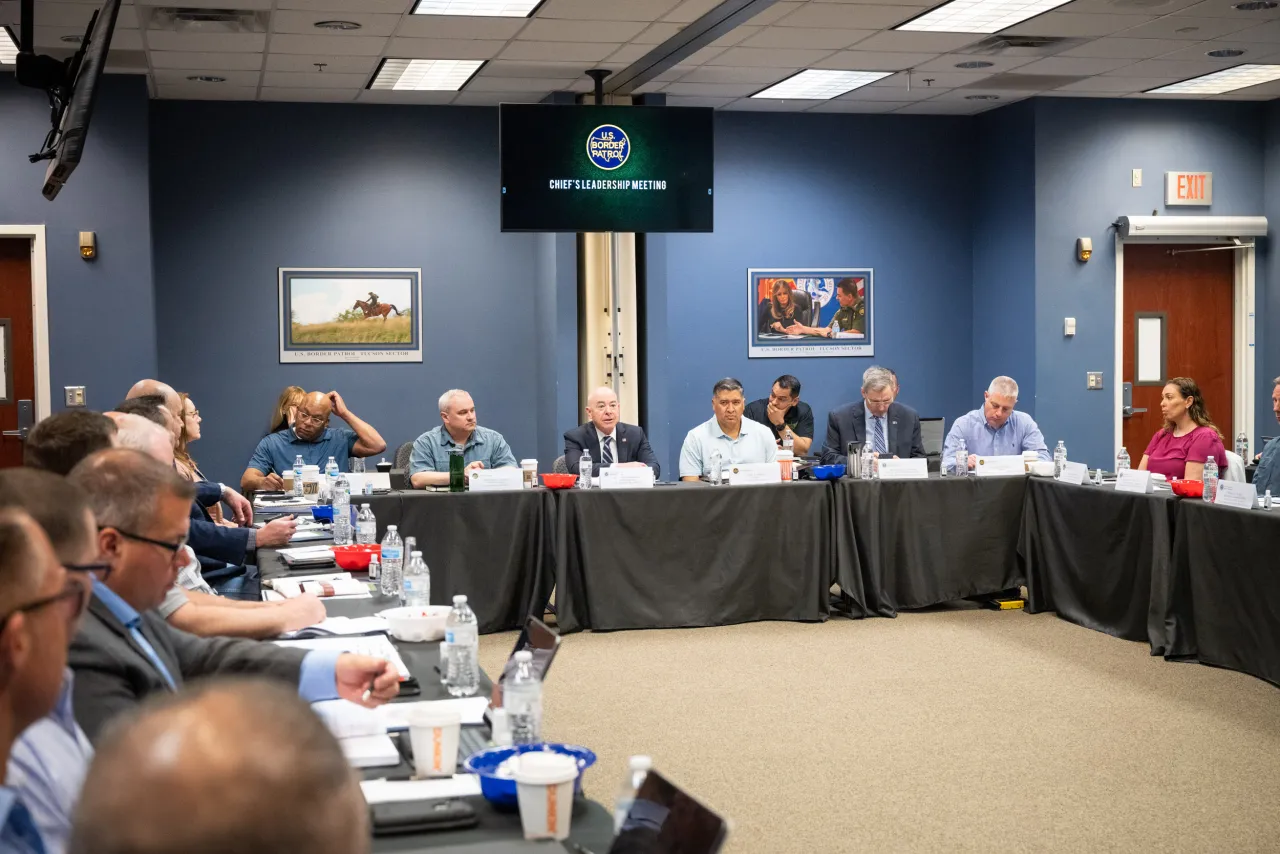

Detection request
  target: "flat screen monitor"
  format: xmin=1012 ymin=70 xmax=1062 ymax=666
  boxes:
xmin=499 ymin=104 xmax=714 ymax=233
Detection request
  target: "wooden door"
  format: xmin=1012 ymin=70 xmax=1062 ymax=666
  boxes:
xmin=1122 ymin=243 xmax=1234 ymax=455
xmin=0 ymin=239 xmax=35 ymax=469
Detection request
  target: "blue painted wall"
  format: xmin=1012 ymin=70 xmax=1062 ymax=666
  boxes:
xmin=0 ymin=74 xmax=154 ymax=412
xmin=1264 ymin=101 xmax=1280 ymax=441
xmin=150 ymin=101 xmax=552 ymax=484
xmin=1033 ymin=98 xmax=1266 ymax=467
xmin=972 ymin=101 xmax=1036 ymax=409
xmin=646 ymin=111 xmax=977 ymax=475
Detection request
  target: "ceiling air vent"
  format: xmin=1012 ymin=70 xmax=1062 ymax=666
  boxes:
xmin=965 ymin=35 xmax=1085 ymax=57
xmin=145 ymin=7 xmax=268 ymax=33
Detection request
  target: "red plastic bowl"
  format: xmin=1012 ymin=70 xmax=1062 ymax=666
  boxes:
xmin=1170 ymin=478 xmax=1204 ymax=498
xmin=331 ymin=544 xmax=380 ymax=571
xmin=540 ymin=473 xmax=579 ymax=489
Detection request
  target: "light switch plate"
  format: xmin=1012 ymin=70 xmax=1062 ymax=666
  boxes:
xmin=64 ymin=386 xmax=86 ymax=407
xmin=1132 ymin=169 xmax=1142 ymax=188
xmin=1087 ymin=372 xmax=1104 ymax=390
xmin=1064 ymin=317 xmax=1076 ymax=337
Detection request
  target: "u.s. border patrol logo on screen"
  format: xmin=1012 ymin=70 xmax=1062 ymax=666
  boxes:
xmin=586 ymin=124 xmax=629 ymax=171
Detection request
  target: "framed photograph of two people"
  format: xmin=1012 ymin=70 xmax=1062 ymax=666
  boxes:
xmin=747 ymin=267 xmax=873 ymax=359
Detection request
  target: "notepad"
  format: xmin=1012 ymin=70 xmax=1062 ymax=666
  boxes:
xmin=341 ymin=734 xmax=401 ymax=769
xmin=313 ymin=697 xmax=490 ymax=739
xmin=280 ymin=616 xmax=389 ymax=638
xmin=360 ymin=776 xmax=483 ymax=804
xmin=276 ymin=634 xmax=410 ymax=679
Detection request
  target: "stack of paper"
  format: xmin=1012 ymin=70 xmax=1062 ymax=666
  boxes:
xmin=340 ymin=734 xmax=401 ymax=768
xmin=360 ymin=776 xmax=482 ymax=803
xmin=276 ymin=546 xmax=337 ymax=568
xmin=266 ymin=574 xmax=370 ymax=600
xmin=312 ymin=696 xmax=490 ymax=736
xmin=280 ymin=616 xmax=389 ymax=638
xmin=276 ymin=634 xmax=410 ymax=679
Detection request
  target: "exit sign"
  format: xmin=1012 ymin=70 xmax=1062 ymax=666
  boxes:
xmin=1165 ymin=171 xmax=1212 ymax=206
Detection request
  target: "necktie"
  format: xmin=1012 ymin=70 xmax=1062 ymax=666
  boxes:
xmin=873 ymin=416 xmax=887 ymax=455
xmin=601 ymin=436 xmax=614 ymax=466
xmin=6 ymin=800 xmax=47 ymax=854
xmin=127 ymin=618 xmax=178 ymax=690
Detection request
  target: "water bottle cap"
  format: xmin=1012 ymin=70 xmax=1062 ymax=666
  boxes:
xmin=453 ymin=594 xmax=468 ymax=604
xmin=629 ymin=756 xmax=652 ymax=770
xmin=514 ymin=650 xmax=532 ymax=662
xmin=361 ymin=503 xmax=370 ymax=508
xmin=411 ymin=550 xmax=422 ymax=558
xmin=386 ymin=525 xmax=397 ymax=531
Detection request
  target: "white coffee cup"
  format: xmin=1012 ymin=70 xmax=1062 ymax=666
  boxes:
xmin=520 ymin=459 xmax=538 ymax=489
xmin=513 ymin=751 xmax=580 ymax=841
xmin=406 ymin=707 xmax=461 ymax=778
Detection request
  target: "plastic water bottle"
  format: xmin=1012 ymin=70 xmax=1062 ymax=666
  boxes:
xmin=860 ymin=443 xmax=875 ymax=480
xmin=613 ymin=755 xmax=653 ymax=833
xmin=502 ymin=650 xmax=542 ymax=745
xmin=1236 ymin=431 xmax=1249 ymax=460
xmin=1053 ymin=441 xmax=1066 ymax=479
xmin=954 ymin=439 xmax=968 ymax=478
xmin=292 ymin=454 xmax=304 ymax=497
xmin=1116 ymin=447 xmax=1131 ymax=475
xmin=332 ymin=472 xmax=351 ymax=545
xmin=782 ymin=430 xmax=794 ymax=454
xmin=1264 ymin=489 xmax=1273 ymax=510
xmin=709 ymin=450 xmax=723 ymax=485
xmin=356 ymin=503 xmax=376 ymax=545
xmin=578 ymin=449 xmax=592 ymax=489
xmin=379 ymin=525 xmax=403 ymax=598
xmin=401 ymin=550 xmax=430 ymax=608
xmin=367 ymin=554 xmax=379 ymax=582
xmin=445 ymin=595 xmax=479 ymax=697
xmin=1202 ymin=455 xmax=1218 ymax=503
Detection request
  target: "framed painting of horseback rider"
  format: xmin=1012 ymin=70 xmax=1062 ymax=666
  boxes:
xmin=278 ymin=268 xmax=422 ymax=363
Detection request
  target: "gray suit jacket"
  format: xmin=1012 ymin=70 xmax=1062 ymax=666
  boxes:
xmin=70 ymin=595 xmax=307 ymax=742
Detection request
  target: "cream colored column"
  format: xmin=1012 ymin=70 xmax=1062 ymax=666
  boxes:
xmin=580 ymin=232 xmax=638 ymax=418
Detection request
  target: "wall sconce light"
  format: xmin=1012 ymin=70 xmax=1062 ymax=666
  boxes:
xmin=1077 ymin=237 xmax=1092 ymax=262
xmin=79 ymin=232 xmax=96 ymax=260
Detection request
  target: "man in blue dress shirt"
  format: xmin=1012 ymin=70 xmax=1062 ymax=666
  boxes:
xmin=241 ymin=391 xmax=386 ymax=494
xmin=942 ymin=376 xmax=1050 ymax=474
xmin=1252 ymin=376 xmax=1280 ymax=497
xmin=409 ymin=390 xmax=519 ymax=488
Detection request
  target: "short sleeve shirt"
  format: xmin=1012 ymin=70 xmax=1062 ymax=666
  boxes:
xmin=408 ymin=426 xmax=518 ymax=475
xmin=246 ymin=426 xmax=358 ymax=476
xmin=1143 ymin=426 xmax=1227 ymax=480
xmin=743 ymin=398 xmax=815 ymax=442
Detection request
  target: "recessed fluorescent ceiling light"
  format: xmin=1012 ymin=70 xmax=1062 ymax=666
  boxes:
xmin=1147 ymin=63 xmax=1280 ymax=94
xmin=897 ymin=0 xmax=1076 ymax=34
xmin=368 ymin=58 xmax=485 ymax=90
xmin=752 ymin=69 xmax=893 ymax=99
xmin=1 ymin=28 xmax=18 ymax=65
xmin=411 ymin=0 xmax=541 ymax=16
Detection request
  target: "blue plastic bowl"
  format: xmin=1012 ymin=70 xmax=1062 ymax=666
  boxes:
xmin=463 ymin=743 xmax=597 ymax=809
xmin=310 ymin=506 xmax=334 ymax=522
xmin=811 ymin=464 xmax=846 ymax=480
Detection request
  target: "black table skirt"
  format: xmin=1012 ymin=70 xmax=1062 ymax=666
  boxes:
xmin=833 ymin=475 xmax=1028 ymax=615
xmin=1171 ymin=500 xmax=1280 ymax=687
xmin=1020 ymin=478 xmax=1184 ymax=654
xmin=553 ymin=482 xmax=832 ymax=632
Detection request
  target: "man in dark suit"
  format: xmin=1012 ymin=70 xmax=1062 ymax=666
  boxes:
xmin=564 ymin=386 xmax=661 ymax=477
xmin=820 ymin=366 xmax=926 ymax=465
xmin=65 ymin=449 xmax=399 ymax=742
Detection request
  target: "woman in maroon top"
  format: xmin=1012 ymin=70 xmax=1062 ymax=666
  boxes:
xmin=1138 ymin=377 xmax=1228 ymax=481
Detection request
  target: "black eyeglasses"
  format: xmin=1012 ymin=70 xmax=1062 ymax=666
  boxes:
xmin=100 ymin=527 xmax=188 ymax=558
xmin=0 ymin=580 xmax=91 ymax=634
xmin=64 ymin=561 xmax=113 ymax=579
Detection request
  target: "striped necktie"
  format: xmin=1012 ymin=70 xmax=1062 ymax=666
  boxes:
xmin=873 ymin=416 xmax=887 ymax=455
xmin=601 ymin=435 xmax=614 ymax=466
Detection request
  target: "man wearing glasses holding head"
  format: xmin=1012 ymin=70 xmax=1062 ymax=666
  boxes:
xmin=240 ymin=390 xmax=386 ymax=494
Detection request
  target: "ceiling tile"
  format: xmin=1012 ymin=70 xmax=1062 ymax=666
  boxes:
xmin=704 ymin=46 xmax=839 ymax=66
xmin=806 ymin=99 xmax=914 ymax=111
xmin=1013 ymin=55 xmax=1140 ymax=73
xmin=709 ymin=25 xmax=761 ymax=47
xmin=270 ymin=11 xmax=401 ymax=35
xmin=263 ymin=69 xmax=368 ymax=87
xmin=153 ymin=68 xmax=261 ymax=85
xmin=260 ymin=87 xmax=359 ymax=100
xmin=1227 ymin=20 xmax=1280 ymax=41
xmin=1057 ymin=36 xmax=1189 ymax=57
xmin=1004 ymin=12 xmax=1154 ymax=36
xmin=662 ymin=94 xmax=737 ymax=107
xmin=265 ymin=53 xmax=379 ymax=72
xmin=1037 ymin=89 xmax=1131 ymax=96
xmin=518 ymin=18 xmax=649 ymax=41
xmin=895 ymin=99 xmax=990 ymax=113
xmin=912 ymin=52 xmax=1035 ymax=71
xmin=453 ymin=90 xmax=537 ymax=104
xmin=356 ymin=88 xmax=456 ymax=102
xmin=604 ymin=42 xmax=653 ymax=62
xmin=136 ymin=0 xmax=271 ymax=7
xmin=143 ymin=32 xmax=267 ymax=52
xmin=874 ymin=68 xmax=995 ymax=86
xmin=1114 ymin=15 xmax=1254 ymax=39
xmin=1047 ymin=0 xmax=1202 ymax=13
xmin=278 ymin=0 xmax=409 ymax=11
xmin=677 ymin=64 xmax=801 ymax=83
xmin=745 ymin=2 xmax=803 ymax=26
xmin=268 ymin=33 xmax=389 ymax=54
xmin=776 ymin=3 xmax=926 ymax=29
xmin=844 ymin=81 xmax=951 ymax=98
xmin=392 ymin=15 xmax=527 ymax=38
xmin=1177 ymin=0 xmax=1280 ymax=17
xmin=480 ymin=59 xmax=611 ymax=76
xmin=466 ymin=74 xmax=575 ymax=90
xmin=741 ymin=26 xmax=873 ymax=49
xmin=1153 ymin=38 xmax=1262 ymax=58
xmin=384 ymin=36 xmax=507 ymax=56
xmin=1053 ymin=74 xmax=1178 ymax=89
xmin=498 ymin=39 xmax=619 ymax=60
xmin=662 ymin=80 xmax=775 ymax=96
xmin=156 ymin=83 xmax=260 ymax=99
xmin=663 ymin=0 xmax=721 ymax=22
xmin=30 ymin=2 xmax=138 ymax=28
xmin=850 ymin=30 xmax=984 ymax=51
xmin=1102 ymin=56 xmax=1224 ymax=74
xmin=150 ymin=50 xmax=265 ymax=69
xmin=633 ymin=22 xmax=683 ymax=43
xmin=535 ymin=0 xmax=681 ymax=22
xmin=683 ymin=44 xmax=726 ymax=63
xmin=816 ymin=49 xmax=938 ymax=69
xmin=724 ymin=96 xmax=825 ymax=110
xmin=34 ymin=26 xmax=145 ymax=49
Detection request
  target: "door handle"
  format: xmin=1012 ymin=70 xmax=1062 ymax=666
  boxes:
xmin=4 ymin=400 xmax=34 ymax=441
xmin=1 ymin=429 xmax=27 ymax=440
xmin=1121 ymin=407 xmax=1147 ymax=418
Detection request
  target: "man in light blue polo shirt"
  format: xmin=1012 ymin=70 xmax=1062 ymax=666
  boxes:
xmin=680 ymin=378 xmax=778 ymax=481
xmin=942 ymin=375 xmax=1049 ymax=473
xmin=240 ymin=391 xmax=386 ymax=493
xmin=409 ymin=390 xmax=518 ymax=488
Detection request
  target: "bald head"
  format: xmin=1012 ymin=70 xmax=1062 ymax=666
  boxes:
xmin=585 ymin=386 xmax=620 ymax=434
xmin=122 ymin=382 xmax=182 ymax=443
xmin=71 ymin=679 xmax=369 ymax=854
xmin=107 ymin=412 xmax=174 ymax=466
xmin=293 ymin=392 xmax=333 ymax=442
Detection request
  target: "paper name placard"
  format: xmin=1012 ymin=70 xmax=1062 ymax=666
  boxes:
xmin=600 ymin=466 xmax=655 ymax=490
xmin=877 ymin=458 xmax=928 ymax=480
xmin=467 ymin=467 xmax=524 ymax=492
xmin=726 ymin=462 xmax=782 ymax=485
xmin=345 ymin=472 xmax=391 ymax=493
xmin=1214 ymin=480 xmax=1257 ymax=510
xmin=1114 ymin=469 xmax=1153 ymax=494
xmin=1058 ymin=461 xmax=1088 ymax=485
xmin=975 ymin=455 xmax=1026 ymax=477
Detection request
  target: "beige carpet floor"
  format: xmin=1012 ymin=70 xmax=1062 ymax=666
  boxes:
xmin=478 ymin=604 xmax=1280 ymax=854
